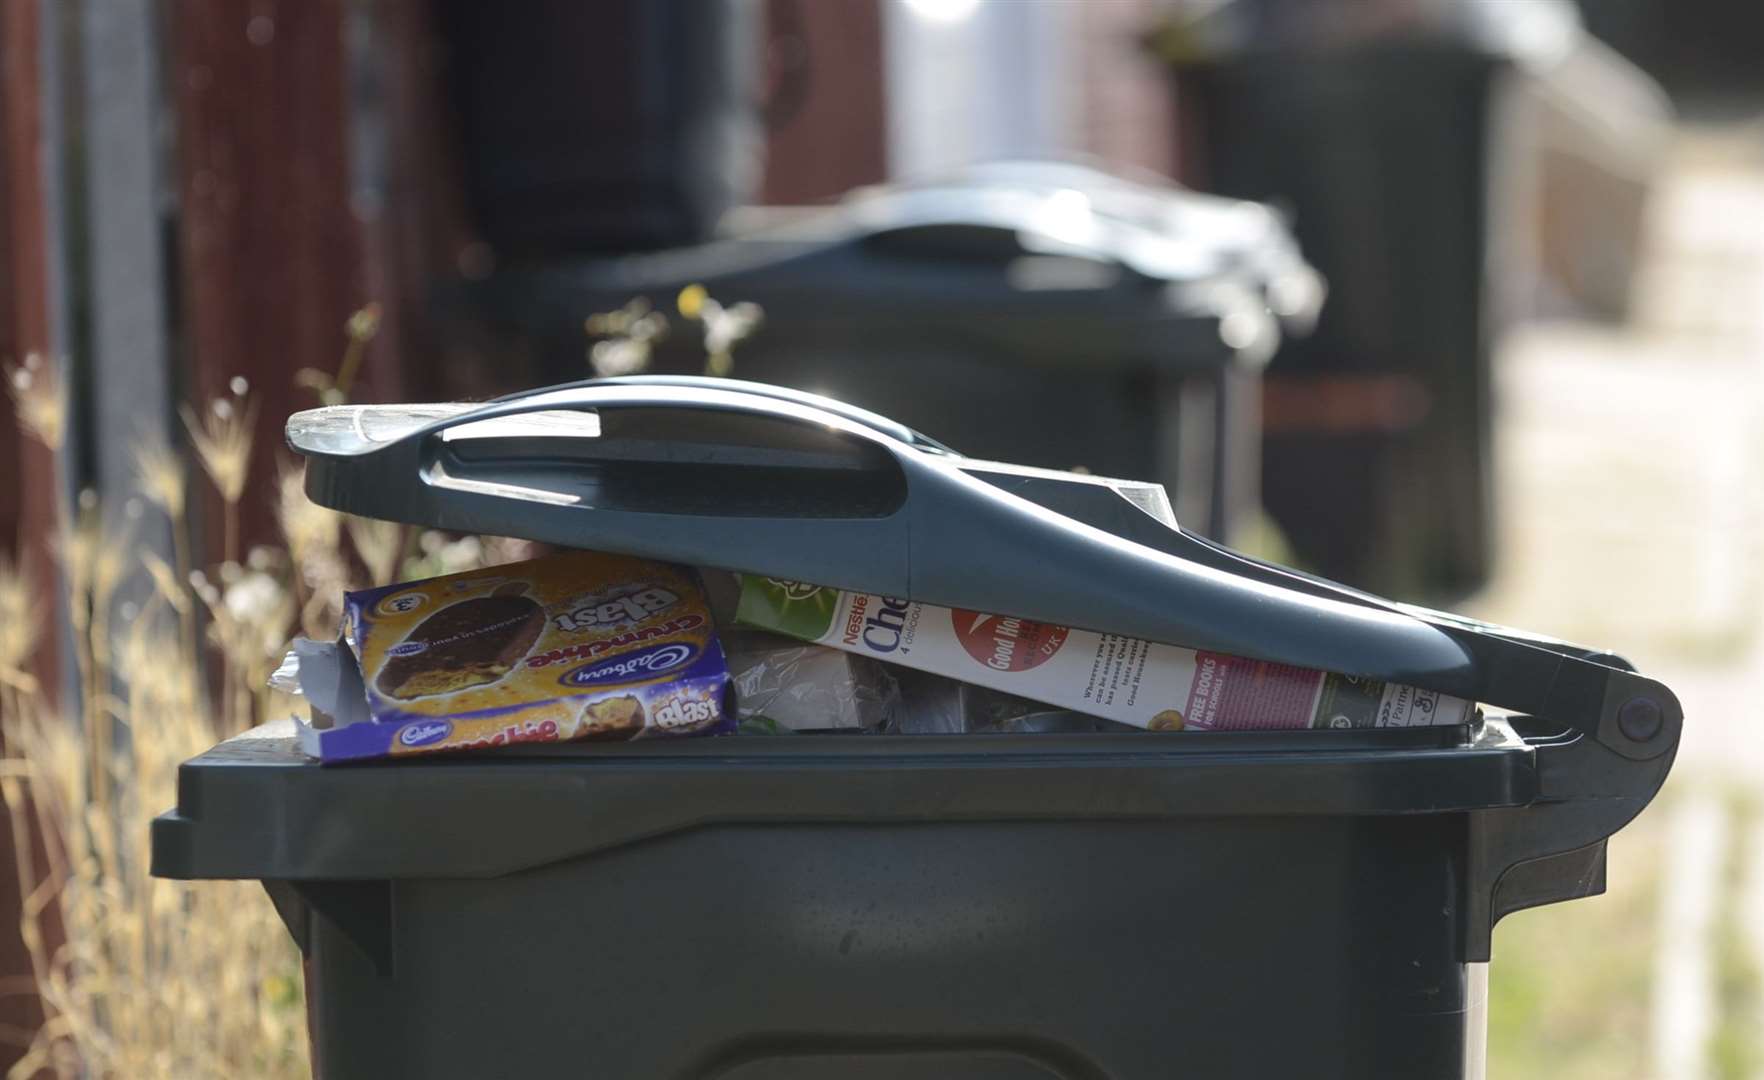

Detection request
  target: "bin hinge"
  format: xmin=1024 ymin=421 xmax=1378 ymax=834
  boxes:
xmin=1461 ymin=717 xmax=1675 ymax=962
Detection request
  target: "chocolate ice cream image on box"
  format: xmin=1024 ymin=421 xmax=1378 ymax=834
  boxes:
xmin=286 ymin=551 xmax=731 ymax=762
xmin=374 ymin=582 xmax=547 ymax=699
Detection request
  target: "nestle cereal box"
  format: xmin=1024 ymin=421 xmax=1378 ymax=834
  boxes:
xmin=291 ymin=551 xmax=731 ymax=762
xmin=734 ymin=576 xmax=1472 ymax=732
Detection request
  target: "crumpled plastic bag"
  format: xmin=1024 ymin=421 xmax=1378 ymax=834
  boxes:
xmin=725 ymin=630 xmax=901 ymax=732
xmin=888 ymin=669 xmax=1138 ymax=734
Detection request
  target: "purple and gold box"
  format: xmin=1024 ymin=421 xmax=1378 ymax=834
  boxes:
xmin=294 ymin=551 xmax=731 ymax=762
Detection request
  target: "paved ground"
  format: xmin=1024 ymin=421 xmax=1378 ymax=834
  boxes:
xmin=1471 ymin=125 xmax=1764 ymax=1079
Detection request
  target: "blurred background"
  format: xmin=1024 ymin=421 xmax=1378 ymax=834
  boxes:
xmin=1 ymin=0 xmax=1762 ymax=1075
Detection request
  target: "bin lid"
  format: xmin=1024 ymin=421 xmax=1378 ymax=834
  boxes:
xmin=882 ymin=160 xmax=1324 ymax=333
xmin=289 ymin=377 xmax=1678 ymax=765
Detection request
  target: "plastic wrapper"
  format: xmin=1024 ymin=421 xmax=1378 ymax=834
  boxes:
xmin=725 ymin=630 xmax=901 ymax=732
xmin=890 ymin=670 xmax=1137 ymax=735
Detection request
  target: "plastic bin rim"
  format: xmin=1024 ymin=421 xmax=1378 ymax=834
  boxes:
xmin=150 ymin=718 xmax=1540 ymax=883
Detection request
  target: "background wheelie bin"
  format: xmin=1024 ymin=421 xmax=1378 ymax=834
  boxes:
xmin=1154 ymin=0 xmax=1670 ymax=595
xmin=446 ymin=162 xmax=1322 ymax=542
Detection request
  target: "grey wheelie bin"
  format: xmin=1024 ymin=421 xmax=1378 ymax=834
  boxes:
xmin=150 ymin=379 xmax=1678 ymax=1079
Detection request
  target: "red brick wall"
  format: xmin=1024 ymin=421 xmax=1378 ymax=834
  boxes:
xmin=0 ymin=1 xmax=63 ymax=1062
xmin=760 ymin=0 xmax=889 ymax=204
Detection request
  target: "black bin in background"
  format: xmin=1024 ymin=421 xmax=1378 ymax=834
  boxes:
xmin=1175 ymin=43 xmax=1499 ymax=597
xmin=450 ymin=164 xmax=1322 ymax=541
xmin=433 ymin=0 xmax=762 ymax=256
xmin=1157 ymin=0 xmax=1668 ymax=596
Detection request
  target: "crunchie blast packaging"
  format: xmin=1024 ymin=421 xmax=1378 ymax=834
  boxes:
xmin=289 ymin=551 xmax=731 ymax=762
xmin=734 ymin=577 xmax=1472 ymax=732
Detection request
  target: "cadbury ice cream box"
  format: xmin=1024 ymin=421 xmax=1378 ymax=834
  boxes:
xmin=291 ymin=551 xmax=731 ymax=762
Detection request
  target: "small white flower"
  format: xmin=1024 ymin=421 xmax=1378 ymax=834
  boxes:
xmin=223 ymin=571 xmax=283 ymax=622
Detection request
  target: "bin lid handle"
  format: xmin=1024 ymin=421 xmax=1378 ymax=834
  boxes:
xmin=491 ymin=374 xmax=961 ymax=456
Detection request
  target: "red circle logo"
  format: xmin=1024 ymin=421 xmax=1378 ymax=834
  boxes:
xmin=952 ymin=610 xmax=1069 ymax=673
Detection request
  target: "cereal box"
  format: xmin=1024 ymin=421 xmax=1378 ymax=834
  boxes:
xmin=291 ymin=551 xmax=731 ymax=762
xmin=734 ymin=576 xmax=1473 ymax=732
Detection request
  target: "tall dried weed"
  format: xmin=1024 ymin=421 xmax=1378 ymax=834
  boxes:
xmin=0 ymin=357 xmax=318 ymax=1076
xmin=0 ymin=587 xmax=308 ymax=1078
xmin=180 ymin=378 xmax=258 ymax=565
xmin=3 ymin=355 xmax=65 ymax=452
xmin=2 ymin=321 xmax=527 ymax=1076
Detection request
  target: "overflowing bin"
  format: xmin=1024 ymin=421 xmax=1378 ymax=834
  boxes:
xmin=451 ymin=162 xmax=1321 ymax=541
xmin=152 ymin=380 xmax=1678 ymax=1079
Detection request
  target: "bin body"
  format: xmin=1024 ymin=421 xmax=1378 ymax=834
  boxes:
xmin=293 ymin=817 xmax=1471 ymax=1079
xmin=155 ymin=721 xmax=1571 ymax=1080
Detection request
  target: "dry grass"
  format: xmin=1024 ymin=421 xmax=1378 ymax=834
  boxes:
xmin=0 ymin=355 xmax=320 ymax=1077
xmin=675 ymin=283 xmax=762 ymax=378
xmin=0 ymin=538 xmax=308 ymax=1075
xmin=0 ymin=591 xmax=309 ymax=1078
xmin=0 ymin=555 xmax=39 ymax=699
xmin=179 ymin=380 xmax=259 ymax=565
xmin=3 ymin=355 xmax=65 ymax=452
xmin=585 ymin=297 xmax=668 ymax=377
xmin=582 ymin=286 xmax=762 ymax=378
xmin=0 ymin=341 xmax=541 ymax=1075
xmin=295 ymin=302 xmax=382 ymax=407
xmin=1 ymin=352 xmax=384 ymax=1075
xmin=343 ymin=516 xmax=403 ymax=590
xmin=130 ymin=439 xmax=185 ymax=524
xmin=0 ymin=303 xmax=693 ymax=1072
xmin=277 ymin=463 xmax=348 ymax=640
